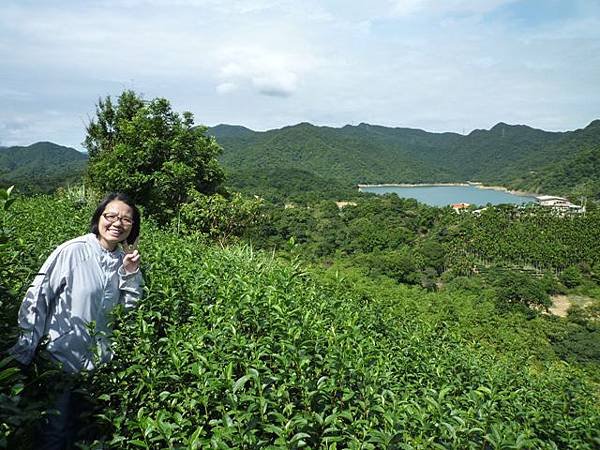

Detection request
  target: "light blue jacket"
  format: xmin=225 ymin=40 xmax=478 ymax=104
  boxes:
xmin=10 ymin=233 xmax=143 ymax=372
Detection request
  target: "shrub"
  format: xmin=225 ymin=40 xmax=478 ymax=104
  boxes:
xmin=491 ymin=269 xmax=551 ymax=311
xmin=177 ymin=191 xmax=261 ymax=244
xmin=560 ymin=265 xmax=584 ymax=288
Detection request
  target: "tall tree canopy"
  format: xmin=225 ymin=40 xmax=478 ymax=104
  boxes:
xmin=84 ymin=90 xmax=225 ymax=223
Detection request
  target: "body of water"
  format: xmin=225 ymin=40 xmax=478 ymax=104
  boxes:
xmin=359 ymin=184 xmax=536 ymax=207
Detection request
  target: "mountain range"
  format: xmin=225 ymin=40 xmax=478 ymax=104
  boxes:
xmin=2 ymin=120 xmax=599 ymax=201
xmin=211 ymin=119 xmax=600 ymax=201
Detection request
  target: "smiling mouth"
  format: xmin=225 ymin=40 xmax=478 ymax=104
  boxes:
xmin=107 ymin=228 xmax=123 ymax=236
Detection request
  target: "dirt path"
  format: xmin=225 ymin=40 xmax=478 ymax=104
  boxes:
xmin=549 ymin=295 xmax=571 ymax=317
xmin=549 ymin=294 xmax=595 ymax=317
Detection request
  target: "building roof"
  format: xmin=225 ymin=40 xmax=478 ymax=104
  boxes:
xmin=536 ymin=195 xmax=567 ymax=201
xmin=451 ymin=202 xmax=471 ymax=209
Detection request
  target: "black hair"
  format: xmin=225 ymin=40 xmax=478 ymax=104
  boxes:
xmin=90 ymin=192 xmax=141 ymax=245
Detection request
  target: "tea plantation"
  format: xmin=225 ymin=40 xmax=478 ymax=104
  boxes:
xmin=1 ymin=194 xmax=599 ymax=449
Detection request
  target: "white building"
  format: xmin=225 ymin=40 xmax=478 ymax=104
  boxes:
xmin=536 ymin=195 xmax=585 ymax=213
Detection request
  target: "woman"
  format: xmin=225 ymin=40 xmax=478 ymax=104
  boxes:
xmin=9 ymin=192 xmax=143 ymax=448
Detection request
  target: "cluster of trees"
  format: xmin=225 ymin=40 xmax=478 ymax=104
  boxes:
xmin=246 ymin=195 xmax=600 ymax=319
xmin=213 ymin=122 xmax=451 ymax=188
xmin=223 ymin=167 xmax=359 ymax=204
xmin=516 ymin=143 xmax=600 ymax=201
xmin=445 ymin=205 xmax=600 ymax=271
xmin=214 ymin=119 xmax=600 ymax=202
xmin=85 ymin=91 xmax=224 ymax=224
xmin=248 ymin=194 xmax=444 ymax=284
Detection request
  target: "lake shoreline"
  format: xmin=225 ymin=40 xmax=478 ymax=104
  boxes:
xmin=357 ymin=182 xmax=539 ymax=199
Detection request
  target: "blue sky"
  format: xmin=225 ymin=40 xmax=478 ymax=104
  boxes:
xmin=1 ymin=0 xmax=599 ymax=149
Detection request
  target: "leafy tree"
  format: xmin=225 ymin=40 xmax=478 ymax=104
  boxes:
xmin=178 ymin=191 xmax=261 ymax=245
xmin=492 ymin=269 xmax=551 ymax=311
xmin=84 ymin=90 xmax=224 ymax=223
xmin=418 ymin=240 xmax=446 ymax=274
xmin=560 ymin=265 xmax=584 ymax=288
xmin=351 ymin=249 xmax=420 ymax=285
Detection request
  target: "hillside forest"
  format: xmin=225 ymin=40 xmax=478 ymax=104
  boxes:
xmin=1 ymin=91 xmax=599 ymax=449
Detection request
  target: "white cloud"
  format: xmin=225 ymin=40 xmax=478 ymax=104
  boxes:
xmin=216 ymin=45 xmax=315 ymax=98
xmin=253 ymin=72 xmax=298 ymax=97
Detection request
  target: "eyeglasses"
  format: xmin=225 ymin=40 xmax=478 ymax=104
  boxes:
xmin=102 ymin=212 xmax=134 ymax=227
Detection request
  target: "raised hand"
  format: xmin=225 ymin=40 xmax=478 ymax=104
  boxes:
xmin=123 ymin=249 xmax=141 ymax=274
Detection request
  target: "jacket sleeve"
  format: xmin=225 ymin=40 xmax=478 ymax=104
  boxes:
xmin=118 ymin=266 xmax=143 ymax=309
xmin=9 ymin=246 xmax=68 ymax=365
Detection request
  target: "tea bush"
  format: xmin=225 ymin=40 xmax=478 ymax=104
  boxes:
xmin=2 ymin=195 xmax=600 ymax=449
xmin=0 ymin=191 xmax=93 ymax=448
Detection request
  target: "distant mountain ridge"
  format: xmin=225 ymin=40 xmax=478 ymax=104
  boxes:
xmin=0 ymin=141 xmax=87 ymax=192
xmin=210 ymin=120 xmax=600 ymax=200
xmin=3 ymin=120 xmax=600 ymax=201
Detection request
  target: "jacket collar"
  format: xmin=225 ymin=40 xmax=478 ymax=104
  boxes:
xmin=85 ymin=233 xmax=123 ymax=260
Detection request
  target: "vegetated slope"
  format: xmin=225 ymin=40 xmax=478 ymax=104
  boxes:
xmin=522 ymin=144 xmax=600 ymax=200
xmin=444 ymin=123 xmax=565 ymax=182
xmin=511 ymin=120 xmax=600 ymax=199
xmin=211 ymin=121 xmax=600 ymax=201
xmin=3 ymin=195 xmax=599 ymax=449
xmin=0 ymin=142 xmax=88 ymax=192
xmin=319 ymin=122 xmax=565 ymax=184
xmin=211 ymin=122 xmax=586 ymax=184
xmin=212 ymin=122 xmax=454 ymax=185
xmin=227 ymin=167 xmax=357 ymax=203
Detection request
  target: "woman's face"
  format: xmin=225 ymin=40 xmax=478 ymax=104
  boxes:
xmin=97 ymin=200 xmax=134 ymax=251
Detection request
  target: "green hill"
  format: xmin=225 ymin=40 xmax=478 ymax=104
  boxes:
xmin=211 ymin=120 xmax=600 ymax=200
xmin=0 ymin=142 xmax=88 ymax=192
xmin=213 ymin=122 xmax=454 ymax=186
xmin=4 ymin=118 xmax=600 ymax=201
xmin=512 ymin=120 xmax=600 ymax=200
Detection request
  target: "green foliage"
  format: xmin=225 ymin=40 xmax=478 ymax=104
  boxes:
xmin=85 ymin=90 xmax=225 ymax=223
xmin=0 ymin=186 xmax=15 ymax=240
xmin=0 ymin=193 xmax=96 ymax=448
xmin=560 ymin=266 xmax=584 ymax=288
xmin=568 ymin=303 xmax=600 ymax=324
xmin=417 ymin=240 xmax=446 ymax=274
xmin=3 ymin=195 xmax=600 ymax=449
xmin=545 ymin=314 xmax=600 ymax=368
xmin=3 ymin=117 xmax=599 ymax=204
xmin=514 ymin=121 xmax=600 ymax=200
xmin=0 ymin=185 xmax=17 ymax=303
xmin=0 ymin=188 xmax=61 ymax=447
xmin=214 ymin=122 xmax=454 ymax=188
xmin=224 ymin=167 xmax=359 ymax=204
xmin=0 ymin=185 xmax=16 ymax=321
xmin=85 ymin=229 xmax=599 ymax=449
xmin=178 ymin=191 xmax=262 ymax=244
xmin=445 ymin=205 xmax=600 ymax=271
xmin=351 ymin=249 xmax=420 ymax=284
xmin=490 ymin=269 xmax=552 ymax=312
